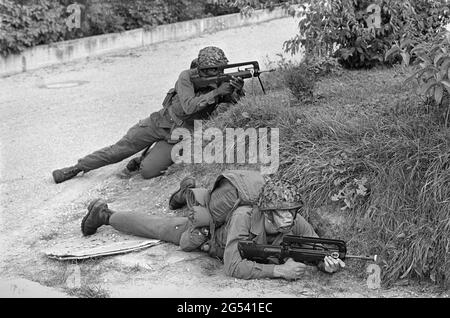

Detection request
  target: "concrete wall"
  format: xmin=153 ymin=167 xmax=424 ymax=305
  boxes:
xmin=0 ymin=7 xmax=291 ymax=77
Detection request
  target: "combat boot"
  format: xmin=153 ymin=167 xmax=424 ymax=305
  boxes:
xmin=81 ymin=198 xmax=114 ymax=236
xmin=126 ymin=156 xmax=141 ymax=172
xmin=52 ymin=165 xmax=82 ymax=184
xmin=116 ymin=157 xmax=141 ymax=179
xmin=169 ymin=176 xmax=196 ymax=210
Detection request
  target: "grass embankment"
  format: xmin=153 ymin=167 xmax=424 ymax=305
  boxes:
xmin=170 ymin=65 xmax=450 ymax=288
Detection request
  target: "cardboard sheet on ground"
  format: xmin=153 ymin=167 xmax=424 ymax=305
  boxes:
xmin=44 ymin=239 xmax=162 ymax=260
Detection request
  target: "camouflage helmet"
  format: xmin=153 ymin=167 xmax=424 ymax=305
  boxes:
xmin=258 ymin=175 xmax=303 ymax=212
xmin=197 ymin=46 xmax=228 ymax=68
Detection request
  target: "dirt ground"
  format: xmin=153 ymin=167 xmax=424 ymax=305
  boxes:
xmin=0 ymin=17 xmax=448 ymax=298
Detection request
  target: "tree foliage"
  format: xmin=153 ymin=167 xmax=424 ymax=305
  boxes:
xmin=284 ymin=0 xmax=450 ymax=69
xmin=0 ymin=0 xmax=69 ymax=56
xmin=0 ymin=0 xmax=290 ymax=57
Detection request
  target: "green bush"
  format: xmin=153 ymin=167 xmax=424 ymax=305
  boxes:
xmin=83 ymin=1 xmax=125 ymax=35
xmin=304 ymin=55 xmax=343 ymax=78
xmin=1 ymin=0 xmax=290 ymax=56
xmin=0 ymin=0 xmax=69 ymax=56
xmin=404 ymin=34 xmax=450 ymax=124
xmin=386 ymin=32 xmax=450 ymax=125
xmin=283 ymin=63 xmax=316 ymax=103
xmin=284 ymin=0 xmax=450 ymax=69
xmin=82 ymin=0 xmax=209 ymax=35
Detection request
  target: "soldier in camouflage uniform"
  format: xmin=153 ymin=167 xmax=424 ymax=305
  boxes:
xmin=52 ymin=47 xmax=244 ymax=184
xmin=80 ymin=170 xmax=345 ymax=280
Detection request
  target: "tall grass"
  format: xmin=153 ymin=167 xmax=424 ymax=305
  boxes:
xmin=205 ymin=67 xmax=450 ymax=287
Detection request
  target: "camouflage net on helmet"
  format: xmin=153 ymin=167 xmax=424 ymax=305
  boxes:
xmin=197 ymin=46 xmax=228 ymax=68
xmin=258 ymin=175 xmax=303 ymax=211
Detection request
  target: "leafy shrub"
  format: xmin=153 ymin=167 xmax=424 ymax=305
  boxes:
xmin=384 ymin=0 xmax=450 ymax=65
xmin=1 ymin=0 xmax=290 ymax=56
xmin=403 ymin=34 xmax=450 ymax=125
xmin=204 ymin=1 xmax=241 ymax=16
xmin=83 ymin=0 xmax=206 ymax=34
xmin=400 ymin=0 xmax=450 ymax=43
xmin=387 ymin=32 xmax=450 ymax=125
xmin=284 ymin=0 xmax=450 ymax=69
xmin=330 ymin=177 xmax=370 ymax=211
xmin=259 ymin=54 xmax=341 ymax=97
xmin=83 ymin=1 xmax=125 ymax=35
xmin=304 ymin=55 xmax=343 ymax=77
xmin=0 ymin=0 xmax=69 ymax=56
xmin=283 ymin=63 xmax=316 ymax=103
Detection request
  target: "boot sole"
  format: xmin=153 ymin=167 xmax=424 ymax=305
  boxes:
xmin=81 ymin=198 xmax=103 ymax=236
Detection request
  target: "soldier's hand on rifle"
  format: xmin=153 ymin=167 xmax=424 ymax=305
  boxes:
xmin=274 ymin=258 xmax=308 ymax=280
xmin=323 ymin=255 xmax=346 ymax=274
xmin=215 ymin=82 xmax=234 ymax=96
xmin=230 ymin=76 xmax=244 ymax=91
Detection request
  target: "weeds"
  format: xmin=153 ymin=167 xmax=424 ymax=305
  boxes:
xmin=283 ymin=64 xmax=316 ymax=103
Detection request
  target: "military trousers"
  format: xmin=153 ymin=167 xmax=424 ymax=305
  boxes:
xmin=109 ymin=212 xmax=189 ymax=245
xmin=109 ymin=210 xmax=227 ymax=251
xmin=77 ymin=112 xmax=175 ymax=179
xmin=107 ymin=185 xmax=233 ymax=249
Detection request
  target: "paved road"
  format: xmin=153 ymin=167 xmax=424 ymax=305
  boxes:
xmin=0 ymin=17 xmax=300 ymax=270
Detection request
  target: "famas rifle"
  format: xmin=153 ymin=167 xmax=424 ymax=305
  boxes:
xmin=238 ymin=235 xmax=378 ymax=266
xmin=191 ymin=61 xmax=275 ymax=94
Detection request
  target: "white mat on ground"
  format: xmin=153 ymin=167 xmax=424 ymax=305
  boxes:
xmin=44 ymin=239 xmax=162 ymax=260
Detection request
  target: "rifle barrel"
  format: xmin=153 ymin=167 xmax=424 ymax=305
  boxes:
xmin=259 ymin=69 xmax=276 ymax=74
xmin=346 ymin=254 xmax=378 ymax=262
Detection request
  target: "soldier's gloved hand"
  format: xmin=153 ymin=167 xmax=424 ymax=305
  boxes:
xmin=323 ymin=256 xmax=345 ymax=274
xmin=230 ymin=76 xmax=244 ymax=91
xmin=273 ymin=258 xmax=308 ymax=280
xmin=215 ymin=82 xmax=234 ymax=96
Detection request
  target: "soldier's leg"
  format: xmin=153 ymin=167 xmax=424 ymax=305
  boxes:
xmin=109 ymin=212 xmax=189 ymax=245
xmin=53 ymin=113 xmax=169 ymax=184
xmin=139 ymin=140 xmax=174 ymax=179
xmin=77 ymin=115 xmax=163 ymax=172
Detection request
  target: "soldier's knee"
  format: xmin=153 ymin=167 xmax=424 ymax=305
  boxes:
xmin=140 ymin=141 xmax=174 ymax=179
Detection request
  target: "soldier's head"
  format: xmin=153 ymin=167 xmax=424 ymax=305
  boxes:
xmin=190 ymin=58 xmax=199 ymax=69
xmin=197 ymin=46 xmax=228 ymax=77
xmin=258 ymin=175 xmax=303 ymax=234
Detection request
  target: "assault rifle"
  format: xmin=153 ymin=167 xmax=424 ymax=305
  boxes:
xmin=191 ymin=61 xmax=275 ymax=94
xmin=238 ymin=235 xmax=378 ymax=266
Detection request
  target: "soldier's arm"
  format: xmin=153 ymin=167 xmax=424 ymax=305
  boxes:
xmin=175 ymin=70 xmax=219 ymax=115
xmin=223 ymin=207 xmax=276 ymax=280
